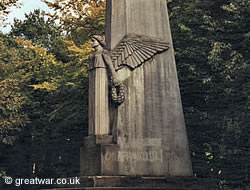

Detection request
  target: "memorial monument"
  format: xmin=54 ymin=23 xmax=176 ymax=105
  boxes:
xmin=79 ymin=0 xmax=212 ymax=189
xmin=39 ymin=1 xmax=218 ymax=189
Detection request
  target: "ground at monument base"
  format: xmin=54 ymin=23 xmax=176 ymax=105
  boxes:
xmin=41 ymin=188 xmax=213 ymax=190
xmin=40 ymin=176 xmax=217 ymax=190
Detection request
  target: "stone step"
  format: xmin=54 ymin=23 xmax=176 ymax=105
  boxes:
xmin=40 ymin=176 xmax=217 ymax=190
xmin=42 ymin=188 xmax=215 ymax=190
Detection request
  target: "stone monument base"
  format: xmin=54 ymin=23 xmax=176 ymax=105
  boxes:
xmin=80 ymin=135 xmax=193 ymax=177
xmin=41 ymin=176 xmax=217 ymax=190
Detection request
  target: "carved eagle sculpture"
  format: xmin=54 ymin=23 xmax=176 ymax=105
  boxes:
xmin=110 ymin=34 xmax=170 ymax=71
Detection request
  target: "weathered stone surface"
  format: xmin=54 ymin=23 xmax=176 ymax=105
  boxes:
xmin=80 ymin=136 xmax=118 ymax=176
xmin=104 ymin=0 xmax=192 ymax=176
xmin=82 ymin=0 xmax=192 ymax=180
xmin=88 ymin=52 xmax=110 ymax=135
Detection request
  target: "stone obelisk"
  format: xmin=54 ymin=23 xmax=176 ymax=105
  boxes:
xmin=81 ymin=0 xmax=192 ymax=178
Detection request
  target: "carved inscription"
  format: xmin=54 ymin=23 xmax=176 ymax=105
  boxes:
xmin=104 ymin=150 xmax=163 ymax=163
xmin=103 ymin=138 xmax=163 ymax=163
xmin=118 ymin=150 xmax=163 ymax=162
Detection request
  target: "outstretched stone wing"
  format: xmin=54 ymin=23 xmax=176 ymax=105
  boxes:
xmin=111 ymin=34 xmax=170 ymax=71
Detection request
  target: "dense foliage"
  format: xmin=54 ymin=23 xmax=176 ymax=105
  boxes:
xmin=0 ymin=0 xmax=249 ymax=189
xmin=168 ymin=0 xmax=249 ymax=189
xmin=0 ymin=0 xmax=21 ymax=27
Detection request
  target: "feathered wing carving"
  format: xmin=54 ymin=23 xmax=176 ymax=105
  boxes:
xmin=111 ymin=34 xmax=170 ymax=71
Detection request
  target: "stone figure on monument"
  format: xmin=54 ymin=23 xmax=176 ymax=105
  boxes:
xmin=89 ymin=34 xmax=170 ymax=136
xmin=88 ymin=35 xmax=125 ymax=136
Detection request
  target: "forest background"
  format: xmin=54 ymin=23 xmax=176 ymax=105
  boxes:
xmin=0 ymin=0 xmax=249 ymax=189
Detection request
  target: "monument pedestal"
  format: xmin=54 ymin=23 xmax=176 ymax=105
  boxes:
xmin=80 ymin=135 xmax=118 ymax=176
xmin=80 ymin=133 xmax=187 ymax=177
xmin=78 ymin=137 xmax=217 ymax=190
